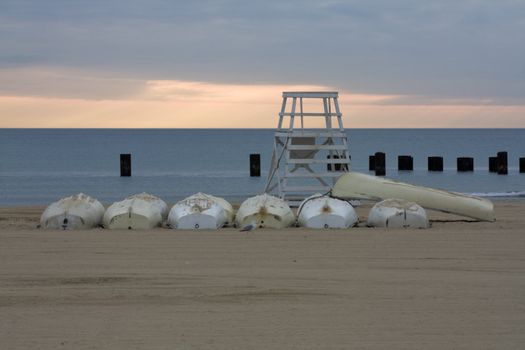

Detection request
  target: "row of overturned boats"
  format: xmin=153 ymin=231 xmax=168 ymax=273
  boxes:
xmin=40 ymin=172 xmax=496 ymax=231
xmin=40 ymin=192 xmax=362 ymax=231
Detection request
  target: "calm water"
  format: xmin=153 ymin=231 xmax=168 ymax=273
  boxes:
xmin=1 ymin=129 xmax=524 ymax=205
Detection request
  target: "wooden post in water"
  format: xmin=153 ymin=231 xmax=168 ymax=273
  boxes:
xmin=497 ymin=151 xmax=508 ymax=175
xmin=250 ymin=154 xmax=261 ymax=177
xmin=374 ymin=152 xmax=386 ymax=176
xmin=369 ymin=155 xmax=375 ymax=171
xmin=120 ymin=154 xmax=131 ymax=177
xmin=398 ymin=155 xmax=413 ymax=171
xmin=428 ymin=156 xmax=443 ymax=172
xmin=489 ymin=157 xmax=497 ymax=173
xmin=457 ymin=157 xmax=474 ymax=172
xmin=520 ymin=157 xmax=525 ymax=173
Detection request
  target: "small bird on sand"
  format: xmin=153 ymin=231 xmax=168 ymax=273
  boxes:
xmin=240 ymin=220 xmax=257 ymax=232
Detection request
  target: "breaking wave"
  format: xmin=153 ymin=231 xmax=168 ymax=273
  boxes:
xmin=469 ymin=191 xmax=525 ymax=198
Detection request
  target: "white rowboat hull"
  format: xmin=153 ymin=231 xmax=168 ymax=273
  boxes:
xmin=235 ymin=194 xmax=295 ymax=229
xmin=168 ymin=193 xmax=234 ymax=230
xmin=40 ymin=193 xmax=104 ymax=230
xmin=298 ymin=195 xmax=358 ymax=229
xmin=332 ymin=172 xmax=495 ymax=221
xmin=103 ymin=193 xmax=167 ymax=230
xmin=367 ymin=199 xmax=429 ymax=228
xmin=169 ymin=205 xmax=226 ymax=229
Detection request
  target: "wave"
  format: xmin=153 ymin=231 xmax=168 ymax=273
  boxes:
xmin=0 ymin=171 xmax=115 ymax=178
xmin=0 ymin=170 xmax=267 ymax=178
xmin=469 ymin=191 xmax=525 ymax=198
xmin=135 ymin=170 xmax=256 ymax=178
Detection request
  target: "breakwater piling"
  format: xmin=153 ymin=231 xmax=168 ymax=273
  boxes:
xmin=120 ymin=154 xmax=131 ymax=177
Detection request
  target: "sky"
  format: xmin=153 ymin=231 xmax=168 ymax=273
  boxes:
xmin=0 ymin=0 xmax=524 ymax=128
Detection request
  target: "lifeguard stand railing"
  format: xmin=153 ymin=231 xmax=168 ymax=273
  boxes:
xmin=264 ymin=91 xmax=350 ymax=206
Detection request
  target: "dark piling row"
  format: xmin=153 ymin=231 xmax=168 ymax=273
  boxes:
xmin=119 ymin=152 xmax=525 ymax=178
xmin=366 ymin=151 xmax=523 ymax=175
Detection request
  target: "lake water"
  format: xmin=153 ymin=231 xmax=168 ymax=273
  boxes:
xmin=1 ymin=129 xmax=524 ymax=205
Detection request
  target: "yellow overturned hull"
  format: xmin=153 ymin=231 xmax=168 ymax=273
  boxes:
xmin=332 ymin=172 xmax=495 ymax=221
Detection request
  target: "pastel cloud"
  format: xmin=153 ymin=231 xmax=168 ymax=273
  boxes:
xmin=0 ymin=67 xmax=145 ymax=100
xmin=1 ymin=69 xmax=524 ymax=128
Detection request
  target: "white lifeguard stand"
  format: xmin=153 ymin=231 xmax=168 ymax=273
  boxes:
xmin=264 ymin=91 xmax=351 ymax=205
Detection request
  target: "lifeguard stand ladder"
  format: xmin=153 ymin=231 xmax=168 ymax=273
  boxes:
xmin=264 ymin=91 xmax=351 ymax=206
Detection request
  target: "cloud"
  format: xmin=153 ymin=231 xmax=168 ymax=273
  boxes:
xmin=0 ymin=0 xmax=524 ymax=103
xmin=0 ymin=0 xmax=524 ymax=132
xmin=1 ymin=70 xmax=524 ymax=128
xmin=0 ymin=67 xmax=145 ymax=100
xmin=2 ymin=66 xmax=522 ymax=108
xmin=2 ymin=92 xmax=525 ymax=128
xmin=143 ymin=80 xmax=328 ymax=103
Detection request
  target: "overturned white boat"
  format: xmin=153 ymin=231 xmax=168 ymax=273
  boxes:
xmin=235 ymin=193 xmax=295 ymax=229
xmin=103 ymin=193 xmax=167 ymax=229
xmin=40 ymin=193 xmax=104 ymax=230
xmin=167 ymin=192 xmax=234 ymax=229
xmin=332 ymin=172 xmax=495 ymax=221
xmin=297 ymin=194 xmax=358 ymax=229
xmin=367 ymin=199 xmax=429 ymax=228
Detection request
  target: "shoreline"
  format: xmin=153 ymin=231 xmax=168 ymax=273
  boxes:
xmin=1 ymin=192 xmax=523 ymax=209
xmin=0 ymin=199 xmax=523 ymax=231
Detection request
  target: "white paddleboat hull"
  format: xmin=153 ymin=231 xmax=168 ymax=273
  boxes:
xmin=298 ymin=194 xmax=358 ymax=229
xmin=40 ymin=193 xmax=104 ymax=230
xmin=332 ymin=172 xmax=495 ymax=221
xmin=168 ymin=193 xmax=234 ymax=230
xmin=367 ymin=199 xmax=429 ymax=228
xmin=235 ymin=194 xmax=295 ymax=229
xmin=103 ymin=193 xmax=167 ymax=229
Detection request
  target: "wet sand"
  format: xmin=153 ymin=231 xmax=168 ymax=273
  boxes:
xmin=1 ymin=202 xmax=524 ymax=349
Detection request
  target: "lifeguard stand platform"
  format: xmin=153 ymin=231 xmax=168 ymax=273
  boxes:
xmin=264 ymin=91 xmax=351 ymax=205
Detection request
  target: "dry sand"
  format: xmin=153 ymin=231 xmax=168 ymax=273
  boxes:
xmin=1 ymin=201 xmax=524 ymax=349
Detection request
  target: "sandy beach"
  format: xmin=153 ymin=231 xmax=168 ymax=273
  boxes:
xmin=1 ymin=201 xmax=524 ymax=349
